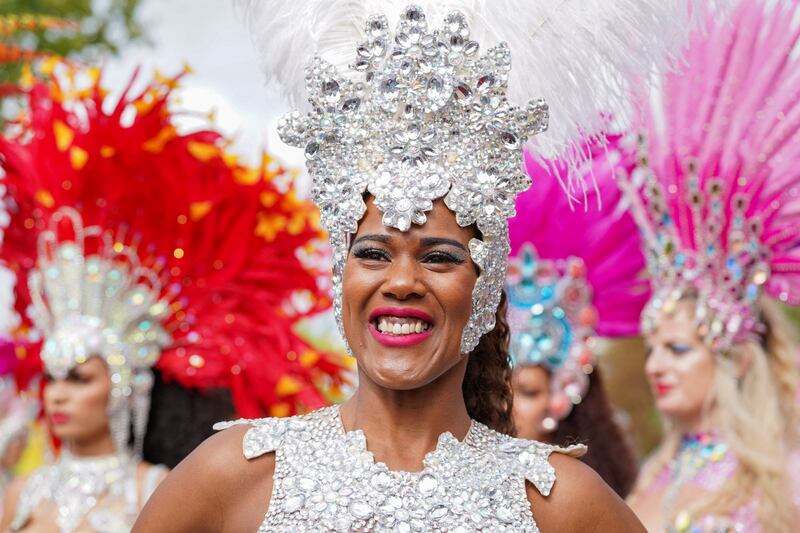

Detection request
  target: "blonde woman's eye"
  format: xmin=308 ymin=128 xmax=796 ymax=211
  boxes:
xmin=668 ymin=343 xmax=691 ymax=355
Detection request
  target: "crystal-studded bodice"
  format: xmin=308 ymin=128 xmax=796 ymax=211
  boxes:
xmin=10 ymin=454 xmax=166 ymax=533
xmin=215 ymin=406 xmax=584 ymax=532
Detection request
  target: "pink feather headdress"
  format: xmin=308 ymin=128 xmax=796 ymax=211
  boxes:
xmin=619 ymin=0 xmax=800 ymax=353
xmin=507 ymin=136 xmax=649 ymax=428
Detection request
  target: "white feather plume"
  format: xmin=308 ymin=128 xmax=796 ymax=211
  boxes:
xmin=235 ymin=0 xmax=721 ymax=194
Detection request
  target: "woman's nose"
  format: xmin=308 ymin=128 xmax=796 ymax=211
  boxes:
xmin=644 ymin=345 xmax=667 ymax=377
xmin=45 ymin=380 xmax=69 ymax=404
xmin=381 ymin=256 xmax=425 ymax=300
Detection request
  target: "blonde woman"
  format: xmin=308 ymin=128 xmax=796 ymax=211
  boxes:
xmin=620 ymin=1 xmax=800 ymax=530
xmin=629 ymin=298 xmax=798 ymax=531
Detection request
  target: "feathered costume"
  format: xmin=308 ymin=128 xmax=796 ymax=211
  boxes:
xmin=0 ymin=65 xmax=348 ymax=430
xmin=213 ymin=2 xmax=711 ymax=531
xmin=620 ymin=1 xmax=800 ymax=531
xmin=620 ymin=0 xmax=800 ymax=353
xmin=506 ymin=137 xmax=649 ymax=428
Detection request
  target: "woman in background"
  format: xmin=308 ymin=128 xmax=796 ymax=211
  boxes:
xmin=623 ymin=1 xmax=800 ymax=530
xmin=508 ymin=142 xmax=645 ymax=497
xmin=0 ymin=64 xmax=345 ymax=532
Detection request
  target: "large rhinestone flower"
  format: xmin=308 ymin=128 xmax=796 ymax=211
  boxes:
xmin=389 ymin=121 xmax=437 ymax=167
xmin=368 ymin=162 xmax=449 ymax=231
xmin=445 ymin=165 xmax=530 ymax=234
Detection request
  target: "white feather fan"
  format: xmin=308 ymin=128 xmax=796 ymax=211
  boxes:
xmin=234 ymin=0 xmax=720 ymax=193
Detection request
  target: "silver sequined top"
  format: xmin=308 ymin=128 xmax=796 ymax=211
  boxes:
xmin=215 ymin=405 xmax=584 ymax=532
xmin=10 ymin=453 xmax=166 ymax=533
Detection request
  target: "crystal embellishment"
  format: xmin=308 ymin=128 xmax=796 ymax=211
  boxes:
xmin=277 ymin=5 xmax=549 ymax=352
xmin=9 ymin=453 xmax=159 ymax=533
xmin=217 ymin=406 xmax=584 ymax=532
xmin=620 ymin=147 xmax=774 ymax=354
xmin=27 ymin=207 xmax=171 ymax=454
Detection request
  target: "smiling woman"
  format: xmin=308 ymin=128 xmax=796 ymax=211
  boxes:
xmin=129 ymin=0 xmax=706 ymax=530
xmin=343 ymin=201 xmax=477 ymax=395
xmin=134 ymin=195 xmax=643 ymax=532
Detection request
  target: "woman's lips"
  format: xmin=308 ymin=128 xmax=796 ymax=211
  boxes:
xmin=49 ymin=412 xmax=70 ymax=424
xmin=368 ymin=307 xmax=434 ymax=347
xmin=654 ymin=383 xmax=673 ymax=397
xmin=369 ymin=322 xmax=432 ymax=347
xmin=368 ymin=307 xmax=434 ymax=323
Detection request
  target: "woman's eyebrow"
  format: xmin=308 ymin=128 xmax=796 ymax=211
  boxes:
xmin=420 ymin=237 xmax=467 ymax=251
xmin=352 ymin=234 xmax=391 ymax=245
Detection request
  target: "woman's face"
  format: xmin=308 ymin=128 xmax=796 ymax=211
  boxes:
xmin=511 ymin=365 xmax=551 ymax=441
xmin=43 ymin=356 xmax=111 ymax=444
xmin=342 ymin=198 xmax=478 ymax=390
xmin=644 ymin=301 xmax=716 ymax=426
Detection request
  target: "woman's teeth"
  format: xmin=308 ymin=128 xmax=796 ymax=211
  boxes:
xmin=376 ymin=317 xmax=430 ymax=335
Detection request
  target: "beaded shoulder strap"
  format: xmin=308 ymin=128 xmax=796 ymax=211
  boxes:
xmin=214 ymin=415 xmax=310 ymax=459
xmin=485 ymin=427 xmax=586 ymax=496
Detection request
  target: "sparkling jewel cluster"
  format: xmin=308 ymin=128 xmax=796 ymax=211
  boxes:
xmin=623 ymin=153 xmax=771 ymax=353
xmin=505 ymin=244 xmax=596 ymax=428
xmin=215 ymin=406 xmax=583 ymax=532
xmin=277 ymin=4 xmax=549 ymax=353
xmin=665 ymin=433 xmax=735 ymax=533
xmin=10 ymin=453 xmax=140 ymax=533
xmin=28 ymin=207 xmax=171 ymax=452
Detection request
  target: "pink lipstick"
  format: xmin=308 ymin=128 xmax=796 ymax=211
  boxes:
xmin=368 ymin=307 xmax=434 ymax=348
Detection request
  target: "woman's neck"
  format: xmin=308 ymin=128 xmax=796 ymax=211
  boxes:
xmin=66 ymin=429 xmax=117 ymax=458
xmin=671 ymin=409 xmax=716 ymax=436
xmin=340 ymin=360 xmax=472 ymax=472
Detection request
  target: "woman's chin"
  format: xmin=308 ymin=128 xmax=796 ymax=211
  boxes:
xmin=655 ymin=400 xmax=702 ymax=424
xmin=360 ymin=357 xmax=439 ymax=391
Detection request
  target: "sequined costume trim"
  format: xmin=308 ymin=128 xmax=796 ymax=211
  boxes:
xmin=215 ymin=405 xmax=584 ymax=532
xmin=10 ymin=454 xmax=165 ymax=533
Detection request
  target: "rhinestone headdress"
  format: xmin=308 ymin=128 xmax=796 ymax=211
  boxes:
xmin=279 ymin=6 xmax=547 ymax=352
xmin=29 ymin=208 xmax=170 ymax=454
xmin=506 ymin=245 xmax=596 ymax=428
xmin=240 ymin=1 xmax=717 ymax=352
xmin=619 ymin=0 xmax=800 ymax=354
xmin=0 ymin=66 xmax=349 ymax=453
xmin=507 ymin=139 xmax=649 ymax=429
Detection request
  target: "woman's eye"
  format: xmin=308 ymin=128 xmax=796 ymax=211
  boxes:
xmin=67 ymin=372 xmax=91 ymax=384
xmin=667 ymin=342 xmax=691 ymax=355
xmin=352 ymin=247 xmax=390 ymax=262
xmin=422 ymin=251 xmax=464 ymax=264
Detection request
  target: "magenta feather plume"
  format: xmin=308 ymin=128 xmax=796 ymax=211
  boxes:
xmin=509 ymin=136 xmax=650 ymax=337
xmin=638 ymin=0 xmax=800 ymax=306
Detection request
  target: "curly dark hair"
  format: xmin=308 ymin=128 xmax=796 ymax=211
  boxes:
xmin=548 ymin=368 xmax=639 ymax=498
xmin=462 ymin=291 xmax=515 ymax=436
xmin=142 ymin=369 xmax=236 ymax=468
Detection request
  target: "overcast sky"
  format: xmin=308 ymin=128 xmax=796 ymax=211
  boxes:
xmin=103 ymin=0 xmax=306 ymax=172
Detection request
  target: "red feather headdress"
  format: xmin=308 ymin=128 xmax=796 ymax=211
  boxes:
xmin=0 ymin=65 xmax=349 ymax=428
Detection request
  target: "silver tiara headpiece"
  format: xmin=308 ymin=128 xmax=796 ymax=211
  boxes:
xmin=278 ymin=5 xmax=549 ymax=352
xmin=29 ymin=208 xmax=172 ymax=454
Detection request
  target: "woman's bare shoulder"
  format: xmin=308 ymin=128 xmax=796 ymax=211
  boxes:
xmin=0 ymin=472 xmax=29 ymax=530
xmin=133 ymin=423 xmax=275 ymax=533
xmin=527 ymin=453 xmax=645 ymax=533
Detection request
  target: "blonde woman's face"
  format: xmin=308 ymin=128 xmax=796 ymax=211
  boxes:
xmin=644 ymin=301 xmax=716 ymax=426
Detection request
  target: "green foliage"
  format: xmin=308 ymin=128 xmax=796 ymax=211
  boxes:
xmin=0 ymin=0 xmax=146 ymax=88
